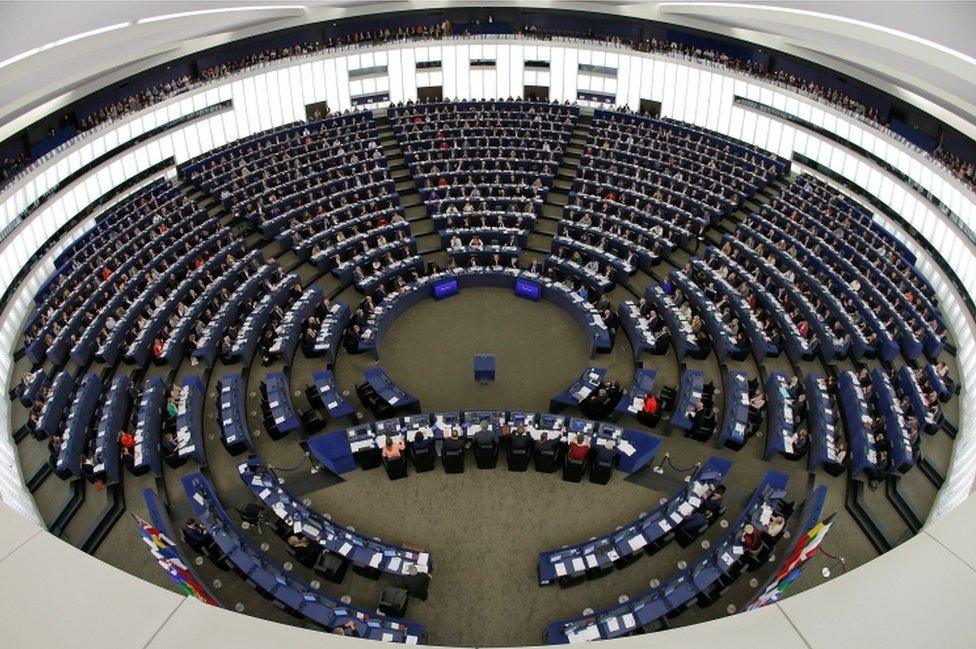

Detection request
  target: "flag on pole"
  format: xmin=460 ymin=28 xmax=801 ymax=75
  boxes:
xmin=746 ymin=513 xmax=836 ymax=610
xmin=132 ymin=513 xmax=219 ymax=606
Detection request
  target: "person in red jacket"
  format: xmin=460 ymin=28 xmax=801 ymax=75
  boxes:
xmin=567 ymin=433 xmax=590 ymax=461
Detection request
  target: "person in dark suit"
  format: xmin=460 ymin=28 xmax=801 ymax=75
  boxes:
xmin=594 ymin=439 xmax=616 ymax=466
xmin=181 ymin=518 xmax=213 ymax=553
xmin=473 ymin=422 xmax=495 ymax=448
xmin=700 ymin=484 xmax=725 ymax=516
xmin=413 ymin=430 xmax=432 ymax=451
xmin=535 ymin=431 xmax=558 ymax=454
xmin=510 ymin=425 xmax=532 ymax=451
xmin=443 ymin=428 xmax=465 ymax=453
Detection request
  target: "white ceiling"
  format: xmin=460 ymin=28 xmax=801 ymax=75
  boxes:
xmin=0 ymin=1 xmax=974 ymax=140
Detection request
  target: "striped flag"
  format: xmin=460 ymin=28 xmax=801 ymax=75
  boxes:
xmin=747 ymin=513 xmax=836 ymax=610
xmin=132 ymin=513 xmax=219 ymax=606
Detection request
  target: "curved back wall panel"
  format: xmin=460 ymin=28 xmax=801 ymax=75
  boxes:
xmin=1 ymin=36 xmax=975 ymax=522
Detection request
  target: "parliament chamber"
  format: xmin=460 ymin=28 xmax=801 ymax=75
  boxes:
xmin=1 ymin=3 xmax=975 ymax=649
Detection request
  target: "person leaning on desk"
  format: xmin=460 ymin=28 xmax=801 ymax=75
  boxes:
xmin=509 ymin=424 xmax=532 ymax=451
xmin=382 ymin=435 xmax=405 ymax=459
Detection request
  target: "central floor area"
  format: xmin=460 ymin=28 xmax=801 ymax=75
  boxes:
xmin=336 ymin=287 xmax=637 ymax=413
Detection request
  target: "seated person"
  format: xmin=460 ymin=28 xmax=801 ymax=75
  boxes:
xmin=286 ymin=533 xmax=320 ymax=564
xmin=567 ymin=433 xmax=590 ymax=462
xmin=509 ymin=425 xmax=532 ymax=451
xmin=181 ymin=518 xmax=214 ymax=553
xmin=381 ymin=435 xmax=405 ymax=459
xmin=700 ymin=484 xmax=725 ymax=516
xmin=473 ymin=422 xmax=495 ymax=449
xmin=412 ymin=430 xmax=432 ymax=452
xmin=535 ymin=431 xmax=558 ymax=455
xmin=443 ymin=428 xmax=466 ymax=454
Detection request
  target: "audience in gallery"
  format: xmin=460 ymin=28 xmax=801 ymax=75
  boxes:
xmin=5 ymin=17 xmax=973 ymax=193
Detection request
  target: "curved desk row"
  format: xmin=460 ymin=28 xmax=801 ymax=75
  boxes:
xmin=308 ymin=411 xmax=661 ymax=478
xmin=239 ymin=458 xmax=431 ymax=578
xmin=182 ymin=472 xmax=425 ymax=642
xmin=538 ymin=456 xmax=732 ymax=585
xmin=357 ymin=269 xmax=612 ymax=359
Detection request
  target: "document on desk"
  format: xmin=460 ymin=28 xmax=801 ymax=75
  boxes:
xmin=617 ymin=440 xmax=636 ymax=456
xmin=258 ymin=488 xmax=272 ymax=500
xmin=691 ymin=481 xmax=709 ymax=497
xmin=554 ymin=562 xmax=568 ymax=577
xmin=568 ymin=625 xmax=600 ymax=643
xmin=388 ymin=395 xmax=399 ymax=404
xmin=584 ymin=554 xmax=598 ymax=569
xmin=369 ymin=552 xmax=383 ymax=568
xmin=571 ymin=557 xmax=586 ymax=573
xmin=627 ymin=535 xmax=646 ymax=552
xmin=606 ymin=617 xmax=620 ymax=633
xmin=339 ymin=542 xmax=353 ymax=556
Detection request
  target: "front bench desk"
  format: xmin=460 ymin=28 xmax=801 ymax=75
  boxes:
xmin=132 ymin=377 xmax=166 ymax=476
xmin=550 ymin=367 xmax=608 ymax=413
xmin=92 ymin=375 xmax=131 ymax=484
xmin=55 ymin=372 xmax=103 ymax=479
xmin=239 ymin=458 xmax=431 ymax=578
xmin=669 ymin=369 xmax=706 ymax=431
xmin=309 ymin=370 xmax=357 ymax=420
xmin=363 ymin=367 xmax=421 ymax=415
xmin=181 ymin=472 xmax=425 ymax=642
xmin=762 ymin=372 xmax=797 ymax=461
xmin=837 ymin=370 xmax=885 ymax=478
xmin=617 ymin=300 xmax=669 ymax=360
xmin=611 ymin=369 xmax=657 ymax=420
xmin=538 ymin=456 xmax=733 ymax=585
xmin=870 ymin=368 xmax=917 ymax=473
xmin=546 ymin=470 xmax=790 ymax=643
xmin=174 ymin=375 xmax=206 ymax=466
xmin=307 ymin=412 xmax=661 ymax=477
xmin=717 ymin=371 xmax=750 ymax=450
xmin=217 ymin=373 xmax=255 ymax=455
xmin=357 ymin=268 xmax=612 ymax=359
xmin=262 ymin=371 xmax=303 ymax=439
xmin=805 ymin=374 xmax=845 ymax=474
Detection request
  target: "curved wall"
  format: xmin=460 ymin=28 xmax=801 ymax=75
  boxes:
xmin=1 ymin=35 xmax=975 ymax=522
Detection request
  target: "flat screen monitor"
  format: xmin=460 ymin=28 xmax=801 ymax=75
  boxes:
xmin=433 ymin=278 xmax=459 ymax=300
xmin=515 ymin=278 xmax=541 ymax=301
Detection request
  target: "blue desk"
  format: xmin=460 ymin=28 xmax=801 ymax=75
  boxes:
xmin=310 ymin=370 xmax=356 ymax=420
xmin=307 ymin=301 xmax=350 ymax=365
xmin=549 ymin=367 xmax=607 ymax=413
xmin=182 ymin=471 xmax=425 ymax=642
xmin=617 ymin=300 xmax=668 ymax=360
xmin=269 ymin=286 xmax=323 ymax=364
xmin=364 ymin=367 xmax=421 ymax=414
xmin=37 ymin=371 xmax=72 ymax=439
xmin=132 ymin=377 xmax=166 ymax=476
xmin=871 ymin=368 xmax=916 ymax=473
xmin=357 ymin=269 xmax=611 ymax=360
xmin=718 ymin=371 xmax=750 ymax=450
xmin=262 ymin=372 xmax=302 ymax=438
xmin=474 ymin=354 xmax=496 ymax=382
xmin=240 ymin=458 xmax=431 ymax=577
xmin=612 ymin=369 xmax=656 ymax=420
xmin=56 ymin=372 xmax=102 ymax=479
xmin=837 ymin=370 xmax=882 ymax=478
xmin=897 ymin=366 xmax=938 ymax=433
xmin=217 ymin=374 xmax=253 ymax=454
xmin=805 ymin=374 xmax=843 ymax=473
xmin=763 ymin=372 xmax=796 ymax=460
xmin=92 ymin=376 xmax=130 ymax=484
xmin=175 ymin=375 xmax=206 ymax=466
xmin=546 ymin=469 xmax=790 ymax=643
xmin=538 ymin=456 xmax=733 ymax=585
xmin=308 ymin=410 xmax=661 ymax=479
xmin=670 ymin=369 xmax=705 ymax=431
